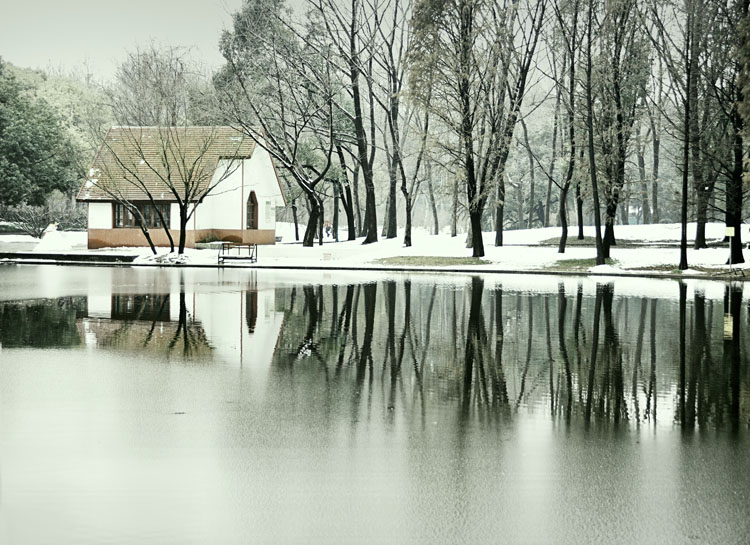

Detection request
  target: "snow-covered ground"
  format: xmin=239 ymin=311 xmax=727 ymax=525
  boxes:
xmin=0 ymin=222 xmax=744 ymax=277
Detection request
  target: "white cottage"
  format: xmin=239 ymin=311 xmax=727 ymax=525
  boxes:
xmin=76 ymin=126 xmax=286 ymax=249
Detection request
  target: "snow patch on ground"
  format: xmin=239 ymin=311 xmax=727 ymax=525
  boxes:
xmin=134 ymin=252 xmax=192 ymax=265
xmin=32 ymin=231 xmax=87 ymax=252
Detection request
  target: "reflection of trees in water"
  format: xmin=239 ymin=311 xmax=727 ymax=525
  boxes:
xmin=0 ymin=297 xmax=87 ymax=347
xmin=166 ymin=291 xmax=210 ymax=358
xmin=271 ymin=277 xmax=747 ymax=430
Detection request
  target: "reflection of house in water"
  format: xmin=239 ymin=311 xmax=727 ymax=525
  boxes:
xmin=76 ymin=270 xmax=284 ymax=366
xmin=78 ymin=293 xmax=212 ymax=357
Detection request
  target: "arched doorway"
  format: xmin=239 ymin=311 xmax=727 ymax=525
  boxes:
xmin=246 ymin=191 xmax=258 ymax=230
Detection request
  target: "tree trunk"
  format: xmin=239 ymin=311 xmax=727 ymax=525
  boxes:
xmin=426 ymin=159 xmax=439 ymax=235
xmin=559 ymin=1 xmax=578 ymax=252
xmin=620 ymin=196 xmax=629 ymax=225
xmin=347 ymin=4 xmax=377 ymax=245
xmin=694 ymin=189 xmax=710 ymax=249
xmin=495 ymin=178 xmax=504 ymax=247
xmin=318 ymin=199 xmax=324 ymax=246
xmin=678 ymin=30 xmax=692 ymax=270
xmin=690 ymin=40 xmax=708 ymax=250
xmin=451 ymin=175 xmax=458 ymax=237
xmin=558 ymin=185 xmax=569 ymax=253
xmin=291 ymin=200 xmax=300 ymax=241
xmin=636 ymin=130 xmax=651 ymax=224
xmin=138 ymin=224 xmax=157 ymax=255
xmin=333 ymin=181 xmax=340 ymax=242
xmin=603 ymin=188 xmax=619 ymax=258
xmin=381 ymin=199 xmax=389 ymax=237
xmin=546 ymin=88 xmax=561 ymax=227
xmin=576 ymin=179 xmax=584 ymax=239
xmin=522 ymin=119 xmax=536 ymax=229
xmin=302 ymin=192 xmax=321 ymax=247
xmin=386 ymin=149 xmax=398 ymax=239
xmin=585 ymin=0 xmax=605 ymax=265
xmin=335 ymin=144 xmax=356 ymax=240
xmin=177 ymin=204 xmax=189 ymax=254
xmin=727 ymin=118 xmax=745 ymax=264
xmin=403 ymin=194 xmax=413 ymax=247
xmin=352 ymin=164 xmax=362 ymax=234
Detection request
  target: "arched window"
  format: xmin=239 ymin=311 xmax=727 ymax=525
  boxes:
xmin=246 ymin=192 xmax=258 ymax=230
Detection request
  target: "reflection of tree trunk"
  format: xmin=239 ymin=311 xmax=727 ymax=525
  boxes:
xmin=574 ymin=284 xmax=585 ymax=405
xmin=585 ymin=285 xmax=603 ymax=422
xmin=142 ymin=295 xmax=170 ymax=348
xmin=384 ymin=280 xmax=398 ymax=379
xmin=396 ymin=281 xmax=411 ymax=389
xmin=725 ymin=284 xmax=742 ymax=432
xmin=350 ymin=285 xmax=361 ymax=362
xmin=516 ymin=296 xmax=534 ymax=408
xmin=545 ymin=296 xmax=554 ymax=415
xmin=335 ymin=285 xmax=355 ymax=374
xmin=632 ymin=298 xmax=648 ymax=422
xmin=646 ymin=299 xmax=657 ymax=420
xmin=558 ymin=284 xmax=572 ymax=419
xmin=601 ymin=285 xmax=624 ymax=423
xmin=419 ymin=285 xmax=437 ymax=365
xmin=354 ymin=283 xmax=377 ymax=407
xmin=492 ymin=287 xmax=509 ymax=408
xmin=678 ymin=282 xmax=687 ymax=425
xmin=463 ymin=277 xmax=485 ymax=415
xmin=293 ymin=286 xmax=319 ymax=360
xmin=686 ymin=291 xmax=706 ymax=427
xmin=330 ymin=286 xmax=338 ymax=337
xmin=168 ymin=291 xmax=191 ymax=356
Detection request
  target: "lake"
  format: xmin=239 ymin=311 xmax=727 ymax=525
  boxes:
xmin=0 ymin=265 xmax=748 ymax=544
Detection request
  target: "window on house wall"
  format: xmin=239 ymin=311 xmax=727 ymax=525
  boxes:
xmin=113 ymin=202 xmax=171 ymax=228
xmin=247 ymin=192 xmax=258 ymax=230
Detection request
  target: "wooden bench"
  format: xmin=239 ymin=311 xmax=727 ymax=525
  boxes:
xmin=218 ymin=242 xmax=257 ymax=264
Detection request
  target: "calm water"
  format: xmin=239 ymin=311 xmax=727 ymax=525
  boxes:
xmin=0 ymin=265 xmax=748 ymax=544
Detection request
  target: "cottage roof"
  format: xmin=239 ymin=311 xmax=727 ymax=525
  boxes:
xmin=77 ymin=126 xmax=257 ymax=202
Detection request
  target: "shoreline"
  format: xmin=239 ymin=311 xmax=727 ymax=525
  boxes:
xmin=1 ymin=252 xmax=746 ymax=282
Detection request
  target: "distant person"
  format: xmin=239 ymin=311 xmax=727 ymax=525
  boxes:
xmin=324 ymin=220 xmax=332 ymax=238
xmin=534 ymin=201 xmax=544 ymax=227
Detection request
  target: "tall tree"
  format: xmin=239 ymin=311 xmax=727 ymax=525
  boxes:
xmin=410 ymin=0 xmax=547 ymax=257
xmin=593 ymin=0 xmax=649 ymax=258
xmin=0 ymin=59 xmax=80 ymax=207
xmin=216 ymin=0 xmax=337 ymax=247
xmin=308 ymin=0 xmax=380 ymax=244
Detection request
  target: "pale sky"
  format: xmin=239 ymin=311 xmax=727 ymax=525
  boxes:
xmin=0 ymin=0 xmax=245 ymax=79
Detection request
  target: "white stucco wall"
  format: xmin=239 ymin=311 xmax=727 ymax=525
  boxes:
xmin=88 ymin=202 xmax=112 ymax=229
xmin=194 ymin=287 xmax=283 ymax=369
xmin=170 ymin=203 xmax=181 ymax=230
xmin=193 ymin=159 xmax=246 ymax=230
xmin=197 ymin=146 xmax=284 ymax=231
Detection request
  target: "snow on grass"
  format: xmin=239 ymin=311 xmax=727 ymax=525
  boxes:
xmin=3 ymin=222 xmax=746 ymax=278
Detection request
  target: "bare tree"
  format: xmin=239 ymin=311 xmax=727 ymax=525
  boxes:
xmin=216 ymin=0 xmax=337 ymax=247
xmin=410 ymin=0 xmax=547 ymax=257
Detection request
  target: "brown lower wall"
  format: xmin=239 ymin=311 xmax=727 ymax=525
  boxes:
xmin=88 ymin=228 xmax=276 ymax=249
xmin=196 ymin=229 xmax=276 ymax=245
